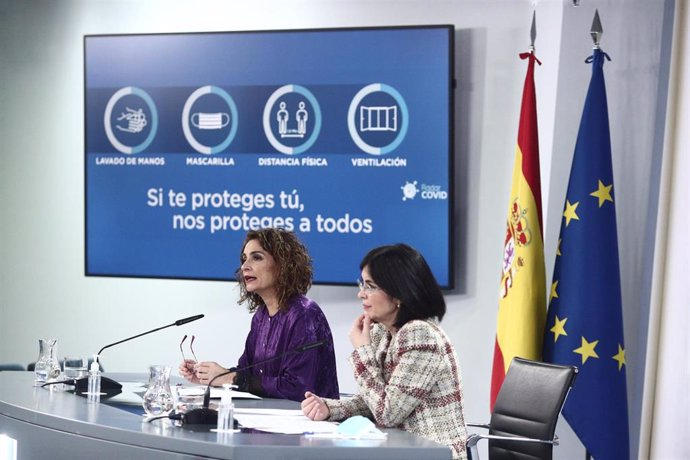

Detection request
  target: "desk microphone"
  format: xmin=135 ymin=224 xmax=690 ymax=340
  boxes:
xmin=182 ymin=340 xmax=325 ymax=425
xmin=47 ymin=314 xmax=205 ymax=397
xmin=97 ymin=313 xmax=205 ymax=356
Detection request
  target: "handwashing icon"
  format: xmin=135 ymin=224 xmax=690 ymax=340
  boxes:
xmin=116 ymin=107 xmax=148 ymax=133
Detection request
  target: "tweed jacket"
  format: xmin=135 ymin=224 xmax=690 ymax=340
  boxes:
xmin=325 ymin=319 xmax=468 ymax=460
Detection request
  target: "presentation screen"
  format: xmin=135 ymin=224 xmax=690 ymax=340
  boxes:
xmin=84 ymin=25 xmax=455 ymax=287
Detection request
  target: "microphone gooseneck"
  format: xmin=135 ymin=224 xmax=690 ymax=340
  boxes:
xmin=202 ymin=367 xmax=238 ymax=408
xmin=97 ymin=314 xmax=205 ymax=356
xmin=175 ymin=314 xmax=205 ymax=326
xmin=58 ymin=314 xmax=206 ymax=399
xmin=295 ymin=340 xmax=325 ymax=352
xmin=182 ymin=340 xmax=325 ymax=426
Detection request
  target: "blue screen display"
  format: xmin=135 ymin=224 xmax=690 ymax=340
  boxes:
xmin=84 ymin=26 xmax=454 ymax=287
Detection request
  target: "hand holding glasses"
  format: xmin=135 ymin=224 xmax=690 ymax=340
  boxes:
xmin=180 ymin=335 xmax=198 ymax=373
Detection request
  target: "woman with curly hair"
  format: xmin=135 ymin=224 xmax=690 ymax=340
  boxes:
xmin=179 ymin=228 xmax=339 ymax=401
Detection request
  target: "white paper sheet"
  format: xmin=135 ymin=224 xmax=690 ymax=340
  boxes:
xmin=176 ymin=386 xmax=261 ymax=400
xmin=233 ymin=412 xmax=338 ymax=434
xmin=234 ymin=408 xmax=304 ymax=416
xmin=105 ymin=381 xmax=146 ymax=404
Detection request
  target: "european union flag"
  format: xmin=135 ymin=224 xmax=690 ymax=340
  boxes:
xmin=542 ymin=48 xmax=629 ymax=459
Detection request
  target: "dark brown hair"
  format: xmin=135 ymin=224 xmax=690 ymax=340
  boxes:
xmin=360 ymin=243 xmax=446 ymax=329
xmin=236 ymin=228 xmax=313 ymax=312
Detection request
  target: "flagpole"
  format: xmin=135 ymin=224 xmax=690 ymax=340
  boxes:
xmin=582 ymin=11 xmax=603 ymax=460
xmin=586 ymin=15 xmax=601 ymax=460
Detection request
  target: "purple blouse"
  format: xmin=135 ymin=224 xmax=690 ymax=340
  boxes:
xmin=236 ymin=295 xmax=339 ymax=401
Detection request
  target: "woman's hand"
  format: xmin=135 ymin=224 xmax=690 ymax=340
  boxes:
xmin=301 ymin=391 xmax=330 ymax=421
xmin=193 ymin=361 xmax=235 ymax=386
xmin=178 ymin=359 xmax=200 ymax=384
xmin=349 ymin=313 xmax=372 ymax=348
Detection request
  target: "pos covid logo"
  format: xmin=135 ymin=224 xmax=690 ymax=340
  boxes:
xmin=400 ymin=181 xmax=448 ymax=202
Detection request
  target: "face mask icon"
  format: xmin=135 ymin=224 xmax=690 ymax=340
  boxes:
xmin=191 ymin=112 xmax=230 ymax=130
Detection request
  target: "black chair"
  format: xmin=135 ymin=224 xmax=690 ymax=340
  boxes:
xmin=466 ymin=357 xmax=578 ymax=460
xmin=0 ymin=363 xmax=26 ymax=371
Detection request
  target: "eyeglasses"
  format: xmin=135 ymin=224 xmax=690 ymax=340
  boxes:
xmin=180 ymin=335 xmax=198 ymax=363
xmin=357 ymin=278 xmax=380 ymax=294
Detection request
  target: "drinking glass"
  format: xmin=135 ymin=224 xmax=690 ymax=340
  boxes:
xmin=63 ymin=356 xmax=88 ymax=379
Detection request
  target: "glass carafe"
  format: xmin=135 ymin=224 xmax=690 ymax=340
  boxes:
xmin=143 ymin=365 xmax=174 ymax=416
xmin=34 ymin=338 xmax=61 ymax=382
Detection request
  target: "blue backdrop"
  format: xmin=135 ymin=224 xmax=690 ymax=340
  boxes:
xmin=85 ymin=26 xmax=454 ymax=286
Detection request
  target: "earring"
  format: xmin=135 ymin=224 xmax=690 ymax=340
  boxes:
xmin=396 ymin=303 xmax=401 ymax=309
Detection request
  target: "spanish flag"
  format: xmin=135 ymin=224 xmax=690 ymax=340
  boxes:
xmin=490 ymin=51 xmax=546 ymax=410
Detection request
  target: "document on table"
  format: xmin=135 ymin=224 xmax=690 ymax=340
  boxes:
xmin=233 ymin=408 xmax=338 ymax=434
xmin=176 ymin=386 xmax=261 ymax=400
xmin=105 ymin=381 xmax=146 ymax=405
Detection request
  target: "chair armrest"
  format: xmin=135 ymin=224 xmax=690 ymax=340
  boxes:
xmin=466 ymin=423 xmax=490 ymax=429
xmin=466 ymin=433 xmax=558 ymax=460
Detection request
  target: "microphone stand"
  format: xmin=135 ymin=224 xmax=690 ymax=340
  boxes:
xmin=44 ymin=314 xmax=205 ymax=398
xmin=97 ymin=314 xmax=205 ymax=357
xmin=182 ymin=340 xmax=325 ymax=425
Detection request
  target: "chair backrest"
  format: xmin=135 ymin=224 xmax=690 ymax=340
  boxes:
xmin=489 ymin=357 xmax=577 ymax=460
xmin=0 ymin=363 xmax=26 ymax=371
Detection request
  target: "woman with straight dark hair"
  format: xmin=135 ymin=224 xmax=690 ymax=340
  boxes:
xmin=302 ymin=244 xmax=468 ymax=459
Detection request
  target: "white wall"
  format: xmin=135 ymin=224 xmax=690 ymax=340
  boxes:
xmin=0 ymin=1 xmax=672 ymax=458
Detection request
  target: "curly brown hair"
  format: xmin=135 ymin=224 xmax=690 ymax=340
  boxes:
xmin=236 ymin=228 xmax=313 ymax=312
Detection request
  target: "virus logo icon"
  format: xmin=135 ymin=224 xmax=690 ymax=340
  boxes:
xmin=401 ymin=181 xmax=419 ymax=201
